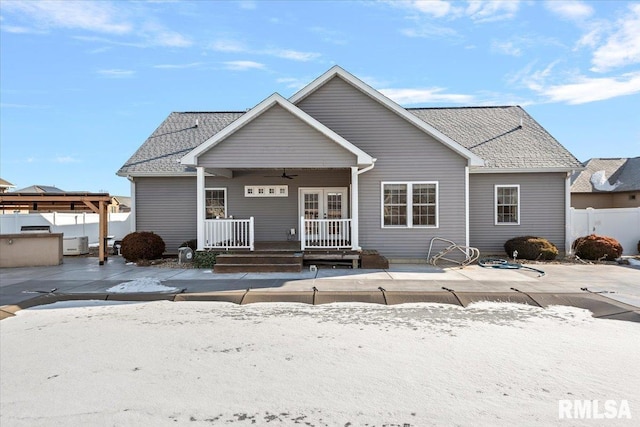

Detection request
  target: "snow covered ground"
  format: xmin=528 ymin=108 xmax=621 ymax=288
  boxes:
xmin=1 ymin=301 xmax=639 ymax=426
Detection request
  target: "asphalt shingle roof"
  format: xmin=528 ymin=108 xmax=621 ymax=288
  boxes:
xmin=571 ymin=157 xmax=640 ymax=193
xmin=118 ymin=105 xmax=582 ymax=176
xmin=118 ymin=112 xmax=244 ymax=175
xmin=409 ymin=106 xmax=581 ymax=169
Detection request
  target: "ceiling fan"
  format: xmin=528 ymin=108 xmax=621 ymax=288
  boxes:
xmin=264 ymin=169 xmax=298 ymax=180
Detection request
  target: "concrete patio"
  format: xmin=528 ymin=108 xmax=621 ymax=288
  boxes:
xmin=2 ymin=256 xmax=639 ymax=319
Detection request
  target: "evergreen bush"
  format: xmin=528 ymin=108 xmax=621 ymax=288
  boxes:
xmin=504 ymin=236 xmax=559 ymax=260
xmin=572 ymin=234 xmax=623 ymax=261
xmin=121 ymin=231 xmax=166 ymax=262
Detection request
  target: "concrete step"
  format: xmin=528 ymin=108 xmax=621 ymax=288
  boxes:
xmin=216 ymin=253 xmax=302 ymax=265
xmin=214 ymin=263 xmax=303 ymax=273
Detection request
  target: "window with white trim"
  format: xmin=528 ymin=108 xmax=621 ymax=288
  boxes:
xmin=382 ymin=182 xmax=438 ymax=228
xmin=205 ymin=188 xmax=227 ymax=219
xmin=495 ymin=185 xmax=519 ymax=225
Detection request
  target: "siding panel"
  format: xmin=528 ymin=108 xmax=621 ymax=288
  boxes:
xmin=198 ymin=104 xmax=356 ymax=168
xmin=298 ymin=76 xmax=468 ymax=260
xmin=469 ymin=173 xmax=567 ymax=253
xmin=135 ymin=177 xmax=197 ymax=253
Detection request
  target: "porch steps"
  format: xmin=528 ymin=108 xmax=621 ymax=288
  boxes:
xmin=214 ymin=253 xmax=303 ymax=273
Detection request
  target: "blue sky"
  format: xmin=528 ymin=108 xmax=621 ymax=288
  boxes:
xmin=1 ymin=0 xmax=639 ymax=197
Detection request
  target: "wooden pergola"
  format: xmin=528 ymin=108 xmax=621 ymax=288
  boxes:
xmin=0 ymin=193 xmax=112 ymax=265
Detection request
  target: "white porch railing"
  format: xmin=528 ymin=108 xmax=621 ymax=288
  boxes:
xmin=300 ymin=217 xmax=352 ymax=249
xmin=204 ymin=217 xmax=254 ymax=250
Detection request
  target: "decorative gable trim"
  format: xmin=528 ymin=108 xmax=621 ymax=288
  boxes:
xmin=181 ymin=93 xmax=374 ymax=167
xmin=290 ymin=66 xmax=484 ymax=167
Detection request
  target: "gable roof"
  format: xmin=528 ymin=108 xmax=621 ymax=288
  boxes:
xmin=181 ymin=93 xmax=374 ymax=167
xmin=118 ymin=67 xmax=582 ymax=177
xmin=290 ymin=66 xmax=484 ymax=167
xmin=571 ymin=157 xmax=640 ymax=193
xmin=409 ymin=106 xmax=582 ymax=171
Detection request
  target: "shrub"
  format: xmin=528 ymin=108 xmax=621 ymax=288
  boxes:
xmin=193 ymin=250 xmax=218 ymax=269
xmin=572 ymin=234 xmax=623 ymax=261
xmin=637 ymin=240 xmax=640 ymax=254
xmin=121 ymin=231 xmax=166 ymax=262
xmin=504 ymin=236 xmax=559 ymax=260
xmin=180 ymin=239 xmax=197 ymax=251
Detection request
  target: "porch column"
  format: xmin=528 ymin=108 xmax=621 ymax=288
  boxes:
xmin=196 ymin=166 xmax=205 ymax=251
xmin=351 ymin=166 xmax=359 ymax=250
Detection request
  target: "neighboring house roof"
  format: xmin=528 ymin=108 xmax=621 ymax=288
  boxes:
xmin=409 ymin=106 xmax=582 ymax=171
xmin=118 ymin=69 xmax=581 ymax=177
xmin=112 ymin=195 xmax=131 ymax=206
xmin=571 ymin=157 xmax=640 ymax=193
xmin=13 ymin=185 xmax=66 ymax=193
xmin=0 ymin=178 xmax=15 ymax=190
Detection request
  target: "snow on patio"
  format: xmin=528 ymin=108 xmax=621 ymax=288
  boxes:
xmin=1 ymin=301 xmax=639 ymax=426
xmin=105 ymin=277 xmax=181 ymax=293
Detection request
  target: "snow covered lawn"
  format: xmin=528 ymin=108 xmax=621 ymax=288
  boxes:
xmin=1 ymin=301 xmax=639 ymax=426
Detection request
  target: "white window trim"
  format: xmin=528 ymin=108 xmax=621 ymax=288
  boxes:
xmin=495 ymin=184 xmax=520 ymax=225
xmin=244 ymin=185 xmax=288 ymax=197
xmin=380 ymin=181 xmax=439 ymax=229
xmin=205 ymin=187 xmax=227 ymax=219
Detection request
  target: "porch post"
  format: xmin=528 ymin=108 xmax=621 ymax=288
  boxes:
xmin=196 ymin=166 xmax=205 ymax=251
xmin=351 ymin=166 xmax=359 ymax=250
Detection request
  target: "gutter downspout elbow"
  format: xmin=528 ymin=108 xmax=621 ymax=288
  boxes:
xmin=357 ymin=158 xmax=376 ymax=175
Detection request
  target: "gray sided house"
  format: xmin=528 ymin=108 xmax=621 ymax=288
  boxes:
xmin=117 ymin=66 xmax=582 ymax=261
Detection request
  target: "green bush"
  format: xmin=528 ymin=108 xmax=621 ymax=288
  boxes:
xmin=121 ymin=231 xmax=166 ymax=262
xmin=193 ymin=250 xmax=218 ymax=268
xmin=572 ymin=234 xmax=623 ymax=261
xmin=504 ymin=236 xmax=559 ymax=260
xmin=180 ymin=239 xmax=197 ymax=251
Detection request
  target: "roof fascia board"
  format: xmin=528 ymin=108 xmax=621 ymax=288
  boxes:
xmin=470 ymin=167 xmax=583 ymax=174
xmin=181 ymin=92 xmax=374 ymax=167
xmin=289 ymin=66 xmax=485 ymax=167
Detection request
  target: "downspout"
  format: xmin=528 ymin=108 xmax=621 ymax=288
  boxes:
xmin=351 ymin=159 xmax=376 ymax=251
xmin=128 ymin=176 xmax=136 ymax=233
xmin=565 ymin=171 xmax=572 ymax=256
xmin=465 ymin=166 xmax=469 ymax=248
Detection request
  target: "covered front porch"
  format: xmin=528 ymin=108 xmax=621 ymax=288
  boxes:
xmin=195 ymin=167 xmax=367 ymax=252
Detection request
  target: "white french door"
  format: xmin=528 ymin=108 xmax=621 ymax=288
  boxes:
xmin=299 ymin=188 xmax=348 ymax=242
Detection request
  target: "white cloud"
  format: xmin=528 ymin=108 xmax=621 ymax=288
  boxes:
xmin=210 ymin=39 xmax=247 ymax=52
xmin=1 ymin=0 xmax=132 ymax=34
xmin=491 ymin=40 xmax=522 ymax=57
xmin=380 ymin=87 xmax=476 ymax=105
xmin=97 ymin=69 xmax=136 ymax=78
xmin=539 ymin=72 xmax=640 ymax=104
xmin=210 ymin=39 xmax=320 ymax=62
xmin=276 ymin=77 xmax=308 ymax=90
xmin=222 ymin=61 xmax=265 ymax=71
xmin=590 ymin=4 xmax=640 ymax=72
xmin=400 ymin=24 xmax=458 ymax=39
xmin=238 ymin=1 xmax=258 ymax=10
xmin=465 ymin=0 xmax=520 ymax=23
xmin=2 ymin=1 xmax=191 ymax=48
xmin=267 ymin=49 xmax=321 ymax=62
xmin=408 ymin=0 xmax=457 ymax=18
xmin=153 ymin=62 xmax=203 ymax=69
xmin=544 ymin=0 xmax=593 ymax=21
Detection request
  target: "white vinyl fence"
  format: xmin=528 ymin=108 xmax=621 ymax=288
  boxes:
xmin=570 ymin=207 xmax=640 ymax=255
xmin=0 ymin=212 xmax=132 ymax=246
